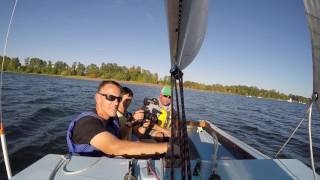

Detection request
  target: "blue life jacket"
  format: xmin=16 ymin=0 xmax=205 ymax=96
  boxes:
xmin=66 ymin=111 xmax=120 ymax=157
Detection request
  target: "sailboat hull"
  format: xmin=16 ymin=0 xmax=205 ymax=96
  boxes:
xmin=11 ymin=120 xmax=319 ymax=180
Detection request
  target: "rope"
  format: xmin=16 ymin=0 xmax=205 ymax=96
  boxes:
xmin=169 ymin=75 xmax=175 ymax=179
xmin=0 ymin=1 xmax=19 ymax=179
xmin=147 ymin=159 xmax=159 ymax=180
xmin=126 ymin=159 xmax=136 ymax=180
xmin=274 ymin=92 xmax=318 ymax=180
xmin=274 ymin=109 xmax=309 ymax=157
xmin=128 ymin=159 xmax=133 ymax=180
xmin=169 ymin=0 xmax=184 ymax=177
xmin=169 ymin=65 xmax=191 ymax=180
xmin=174 ymin=77 xmax=185 ymax=179
xmin=62 ymin=154 xmax=101 ymax=175
xmin=48 ymin=155 xmax=68 ymax=180
xmin=170 ymin=75 xmax=184 ymax=180
xmin=48 ymin=154 xmax=101 ymax=179
xmin=210 ymin=131 xmax=219 ymax=177
xmin=196 ymin=166 xmax=203 ymax=180
xmin=307 ymin=102 xmax=317 ymax=180
xmin=178 ymin=76 xmax=191 ymax=179
xmin=0 ymin=0 xmax=18 ymax=129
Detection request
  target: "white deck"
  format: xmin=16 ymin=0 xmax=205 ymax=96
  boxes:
xmin=11 ymin=154 xmax=318 ymax=180
xmin=9 ymin=122 xmax=319 ymax=179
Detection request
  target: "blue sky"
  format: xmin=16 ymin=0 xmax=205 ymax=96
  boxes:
xmin=0 ymin=0 xmax=312 ymax=97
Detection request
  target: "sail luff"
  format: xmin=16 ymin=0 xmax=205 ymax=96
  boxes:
xmin=175 ymin=1 xmax=192 ymax=68
xmin=166 ymin=0 xmax=208 ymax=71
xmin=303 ymin=0 xmax=320 ymax=110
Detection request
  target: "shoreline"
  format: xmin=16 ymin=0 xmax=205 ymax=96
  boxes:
xmin=4 ymin=71 xmax=307 ymax=104
xmin=5 ymin=71 xmax=165 ymax=88
xmin=64 ymin=74 xmax=165 ymax=88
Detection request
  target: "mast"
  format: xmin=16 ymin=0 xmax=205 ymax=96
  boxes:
xmin=166 ymin=0 xmax=208 ymax=179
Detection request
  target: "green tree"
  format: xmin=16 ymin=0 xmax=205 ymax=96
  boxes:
xmin=8 ymin=57 xmax=21 ymax=71
xmin=53 ymin=61 xmax=69 ymax=75
xmin=70 ymin=62 xmax=77 ymax=75
xmin=86 ymin=64 xmax=99 ymax=78
xmin=0 ymin=56 xmax=21 ymax=71
xmin=26 ymin=57 xmax=47 ymax=73
xmin=76 ymin=62 xmax=86 ymax=76
xmin=47 ymin=60 xmax=53 ymax=74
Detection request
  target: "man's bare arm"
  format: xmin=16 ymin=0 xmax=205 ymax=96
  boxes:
xmin=90 ymin=131 xmax=168 ymax=156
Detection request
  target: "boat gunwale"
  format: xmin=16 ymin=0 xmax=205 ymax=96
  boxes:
xmin=187 ymin=120 xmax=270 ymax=160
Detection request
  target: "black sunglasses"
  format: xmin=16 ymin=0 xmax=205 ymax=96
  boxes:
xmin=97 ymin=92 xmax=122 ymax=102
xmin=163 ymin=95 xmax=171 ymax=99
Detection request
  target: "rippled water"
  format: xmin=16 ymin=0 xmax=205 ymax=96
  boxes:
xmin=0 ymin=72 xmax=319 ymax=179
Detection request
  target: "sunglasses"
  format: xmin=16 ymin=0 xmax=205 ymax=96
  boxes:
xmin=97 ymin=92 xmax=122 ymax=102
xmin=163 ymin=95 xmax=171 ymax=99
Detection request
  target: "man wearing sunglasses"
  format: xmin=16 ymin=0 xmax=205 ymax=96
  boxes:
xmin=67 ymin=80 xmax=169 ymax=157
xmin=141 ymin=86 xmax=176 ymax=141
xmin=157 ymin=86 xmax=174 ymax=129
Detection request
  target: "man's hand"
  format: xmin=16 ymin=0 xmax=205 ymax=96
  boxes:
xmin=132 ymin=109 xmax=144 ymax=121
xmin=141 ymin=119 xmax=151 ymax=128
xmin=162 ymin=128 xmax=171 ymax=137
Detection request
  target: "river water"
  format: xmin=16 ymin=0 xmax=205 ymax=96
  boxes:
xmin=0 ymin=72 xmax=319 ymax=179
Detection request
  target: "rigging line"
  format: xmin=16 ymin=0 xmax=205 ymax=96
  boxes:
xmin=0 ymin=1 xmax=19 ymax=179
xmin=172 ymin=77 xmax=184 ymax=180
xmin=170 ymin=66 xmax=191 ymax=179
xmin=274 ymin=107 xmax=309 ymax=158
xmin=128 ymin=159 xmax=133 ymax=180
xmin=209 ymin=131 xmax=219 ymax=177
xmin=0 ymin=0 xmax=19 ymax=126
xmin=275 ymin=100 xmax=317 ymax=180
xmin=308 ymin=101 xmax=317 ymax=180
xmin=62 ymin=154 xmax=102 ymax=175
xmin=173 ymin=78 xmax=182 ymax=161
xmin=169 ymin=74 xmax=175 ymax=180
xmin=173 ymin=73 xmax=187 ymax=180
xmin=48 ymin=155 xmax=68 ymax=180
xmin=147 ymin=159 xmax=160 ymax=180
xmin=174 ymin=78 xmax=186 ymax=180
xmin=174 ymin=79 xmax=182 ymax=150
xmin=178 ymin=76 xmax=191 ymax=180
xmin=272 ymin=102 xmax=314 ymax=180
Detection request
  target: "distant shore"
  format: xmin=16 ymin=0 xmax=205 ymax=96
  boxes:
xmin=5 ymin=71 xmax=207 ymax=91
xmin=64 ymin=74 xmax=164 ymax=88
xmin=50 ymin=75 xmax=311 ymax=104
xmin=4 ymin=71 xmax=308 ymax=104
xmin=5 ymin=71 xmax=164 ymax=88
xmin=1 ymin=55 xmax=308 ymax=103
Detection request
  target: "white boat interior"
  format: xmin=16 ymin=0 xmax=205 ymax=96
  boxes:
xmin=11 ymin=121 xmax=319 ymax=180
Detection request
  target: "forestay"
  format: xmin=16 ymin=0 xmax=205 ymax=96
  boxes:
xmin=166 ymin=0 xmax=208 ymax=71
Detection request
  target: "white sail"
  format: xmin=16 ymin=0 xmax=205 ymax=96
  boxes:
xmin=166 ymin=0 xmax=208 ymax=71
xmin=304 ymin=0 xmax=320 ymax=110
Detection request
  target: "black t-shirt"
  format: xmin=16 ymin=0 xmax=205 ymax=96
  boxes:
xmin=72 ymin=115 xmax=120 ymax=144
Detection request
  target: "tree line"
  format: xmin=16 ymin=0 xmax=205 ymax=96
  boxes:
xmin=1 ymin=55 xmax=309 ymax=103
xmin=160 ymin=77 xmax=309 ymax=103
xmin=0 ymin=56 xmax=158 ymax=83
